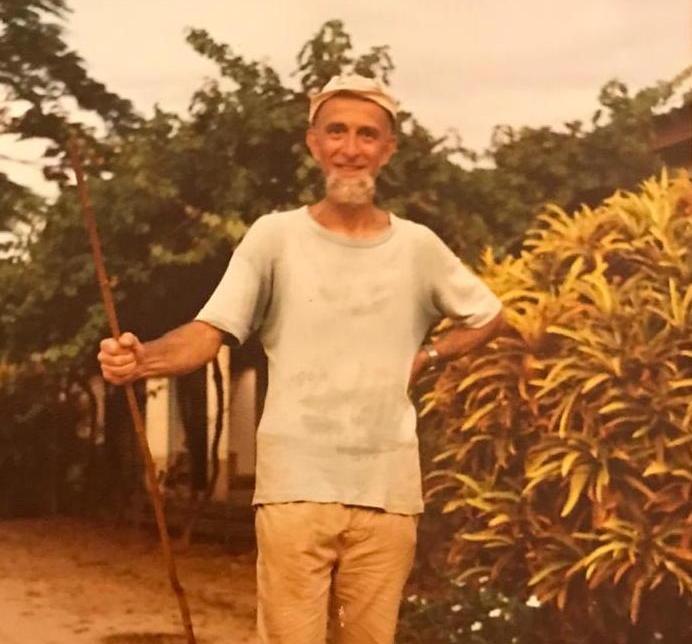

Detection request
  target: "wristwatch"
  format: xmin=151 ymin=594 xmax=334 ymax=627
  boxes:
xmin=422 ymin=343 xmax=440 ymax=367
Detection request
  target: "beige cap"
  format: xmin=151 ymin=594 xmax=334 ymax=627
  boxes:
xmin=308 ymin=74 xmax=398 ymax=124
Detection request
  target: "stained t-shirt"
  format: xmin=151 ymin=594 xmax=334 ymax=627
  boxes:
xmin=195 ymin=206 xmax=502 ymax=514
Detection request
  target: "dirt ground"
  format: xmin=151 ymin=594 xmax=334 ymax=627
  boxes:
xmin=0 ymin=518 xmax=258 ymax=644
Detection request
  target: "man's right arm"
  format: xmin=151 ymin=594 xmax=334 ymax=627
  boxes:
xmin=98 ymin=320 xmax=224 ymax=385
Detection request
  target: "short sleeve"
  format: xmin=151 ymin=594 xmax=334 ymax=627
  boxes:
xmin=195 ymin=215 xmax=276 ymax=344
xmin=423 ymin=229 xmax=502 ymax=328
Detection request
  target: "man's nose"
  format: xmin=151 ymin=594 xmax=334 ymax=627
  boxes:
xmin=341 ymin=132 xmax=360 ymax=157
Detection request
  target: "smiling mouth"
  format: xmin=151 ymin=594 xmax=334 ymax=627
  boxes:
xmin=335 ymin=165 xmax=367 ymax=173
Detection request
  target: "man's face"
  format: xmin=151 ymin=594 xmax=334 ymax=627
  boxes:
xmin=306 ymin=95 xmax=397 ymax=205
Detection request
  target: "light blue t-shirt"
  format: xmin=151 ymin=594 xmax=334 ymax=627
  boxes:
xmin=196 ymin=207 xmax=502 ymax=514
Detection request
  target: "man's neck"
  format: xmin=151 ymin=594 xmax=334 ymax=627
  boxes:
xmin=308 ymin=198 xmax=390 ymax=239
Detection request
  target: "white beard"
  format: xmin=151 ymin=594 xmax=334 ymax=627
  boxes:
xmin=325 ymin=173 xmax=375 ymax=206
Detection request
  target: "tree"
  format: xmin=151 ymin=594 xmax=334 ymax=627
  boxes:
xmin=0 ymin=0 xmax=136 ymax=139
xmin=1 ymin=0 xmax=140 ymax=514
xmin=460 ymin=67 xmax=692 ymax=258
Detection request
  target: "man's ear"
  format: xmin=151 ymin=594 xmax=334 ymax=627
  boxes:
xmin=380 ymin=134 xmax=398 ymax=168
xmin=305 ymin=127 xmax=318 ymax=161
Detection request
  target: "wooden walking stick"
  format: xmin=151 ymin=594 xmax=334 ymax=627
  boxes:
xmin=66 ymin=134 xmax=197 ymax=644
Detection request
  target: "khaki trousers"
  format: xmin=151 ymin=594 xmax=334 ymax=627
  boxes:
xmin=255 ymin=502 xmax=417 ymax=644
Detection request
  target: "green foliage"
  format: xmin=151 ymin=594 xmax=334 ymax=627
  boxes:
xmin=295 ymin=19 xmax=394 ymax=92
xmin=423 ymin=172 xmax=692 ymax=643
xmin=0 ymin=359 xmax=85 ymax=516
xmin=460 ymin=66 xmax=692 ymax=257
xmin=0 ymin=0 xmax=138 ymax=196
xmin=0 ymin=172 xmax=44 ymax=235
xmin=398 ymin=577 xmax=540 ymax=644
xmin=0 ymin=0 xmax=136 ymax=139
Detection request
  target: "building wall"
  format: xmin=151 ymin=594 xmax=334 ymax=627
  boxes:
xmin=145 ymin=344 xmax=260 ymax=506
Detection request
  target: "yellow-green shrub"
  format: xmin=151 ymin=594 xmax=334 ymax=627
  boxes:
xmin=423 ymin=171 xmax=692 ymax=637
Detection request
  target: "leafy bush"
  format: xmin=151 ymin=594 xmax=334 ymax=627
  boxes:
xmin=422 ymin=171 xmax=692 ymax=643
xmin=398 ymin=575 xmax=540 ymax=644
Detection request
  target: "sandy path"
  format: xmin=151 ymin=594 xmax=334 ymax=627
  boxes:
xmin=0 ymin=518 xmax=258 ymax=643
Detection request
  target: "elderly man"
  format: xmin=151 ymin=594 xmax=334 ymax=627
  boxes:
xmin=98 ymin=74 xmax=503 ymax=644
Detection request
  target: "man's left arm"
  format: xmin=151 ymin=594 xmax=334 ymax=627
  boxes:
xmin=410 ymin=310 xmax=504 ymax=385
